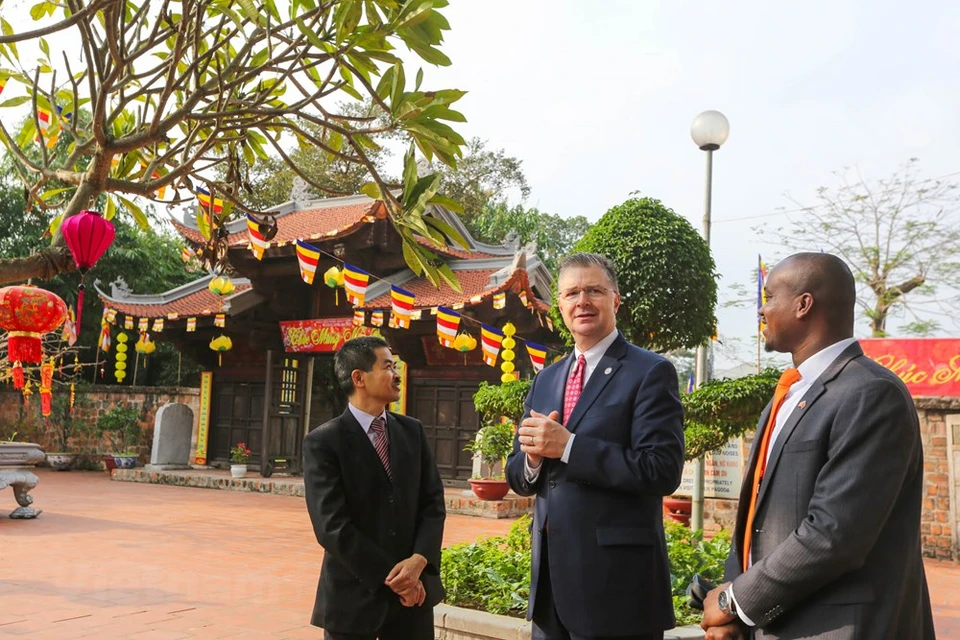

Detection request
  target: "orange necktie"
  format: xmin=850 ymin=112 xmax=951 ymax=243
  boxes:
xmin=742 ymin=367 xmax=801 ymax=571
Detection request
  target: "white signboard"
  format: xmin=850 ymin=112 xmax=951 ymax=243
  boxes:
xmin=678 ymin=437 xmax=744 ymax=499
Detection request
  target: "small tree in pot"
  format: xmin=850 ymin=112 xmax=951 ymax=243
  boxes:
xmin=97 ymin=405 xmax=143 ymax=470
xmin=467 ymin=380 xmax=533 ymax=500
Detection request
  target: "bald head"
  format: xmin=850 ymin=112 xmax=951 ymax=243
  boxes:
xmin=774 ymin=252 xmax=856 ymax=335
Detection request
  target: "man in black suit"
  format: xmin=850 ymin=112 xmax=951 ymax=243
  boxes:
xmin=701 ymin=253 xmax=935 ymax=639
xmin=506 ymin=252 xmax=686 ymax=640
xmin=303 ymin=336 xmax=446 ymax=640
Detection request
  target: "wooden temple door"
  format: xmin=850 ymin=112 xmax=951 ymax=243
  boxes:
xmin=411 ymin=380 xmax=481 ymax=483
xmin=210 ymin=381 xmax=266 ymax=465
xmin=261 ymin=353 xmax=306 ymax=473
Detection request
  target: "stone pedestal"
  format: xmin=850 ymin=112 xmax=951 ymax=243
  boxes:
xmin=0 ymin=442 xmax=44 ymax=519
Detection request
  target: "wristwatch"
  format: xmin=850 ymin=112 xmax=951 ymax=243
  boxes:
xmin=717 ymin=587 xmax=738 ymax=617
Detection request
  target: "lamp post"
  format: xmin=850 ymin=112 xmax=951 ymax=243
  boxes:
xmin=689 ymin=110 xmax=729 ymax=531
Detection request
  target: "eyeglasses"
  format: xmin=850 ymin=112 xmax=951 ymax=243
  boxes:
xmin=557 ymin=286 xmax=614 ymax=302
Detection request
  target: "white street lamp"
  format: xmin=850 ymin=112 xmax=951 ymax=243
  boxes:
xmin=689 ymin=110 xmax=729 ymax=531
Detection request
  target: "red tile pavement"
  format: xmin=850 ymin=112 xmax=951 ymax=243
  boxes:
xmin=2 ymin=470 xmax=958 ymax=639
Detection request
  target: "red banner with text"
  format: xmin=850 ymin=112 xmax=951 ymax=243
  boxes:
xmin=279 ymin=318 xmax=380 ymax=353
xmin=859 ymin=338 xmax=960 ymax=397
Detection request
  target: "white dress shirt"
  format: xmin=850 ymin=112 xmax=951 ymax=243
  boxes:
xmin=524 ymin=328 xmax=621 ymax=481
xmin=348 ymin=403 xmax=388 ymax=447
xmin=730 ymin=337 xmax=858 ymax=626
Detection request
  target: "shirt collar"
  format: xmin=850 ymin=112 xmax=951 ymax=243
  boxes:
xmin=348 ymin=403 xmax=386 ymax=435
xmin=573 ymin=328 xmax=620 ymax=368
xmin=796 ymin=337 xmax=858 ymax=386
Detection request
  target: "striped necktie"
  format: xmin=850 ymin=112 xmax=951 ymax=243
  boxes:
xmin=369 ymin=416 xmax=392 ymax=479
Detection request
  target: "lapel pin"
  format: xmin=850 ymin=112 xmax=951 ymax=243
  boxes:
xmin=604 ymin=367 xmax=612 ymax=375
xmin=798 ymin=401 xmax=806 ymax=409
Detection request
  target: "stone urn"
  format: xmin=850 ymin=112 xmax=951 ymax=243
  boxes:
xmin=0 ymin=441 xmax=45 ymax=519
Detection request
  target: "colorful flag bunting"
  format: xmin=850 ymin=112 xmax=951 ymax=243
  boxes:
xmin=525 ymin=341 xmax=547 ymax=373
xmin=296 ymin=240 xmax=321 ymax=285
xmin=215 ymin=313 xmax=226 ymax=328
xmin=181 ymin=246 xmax=194 ymax=262
xmin=247 ymin=213 xmax=269 ymax=260
xmin=167 ymin=312 xmax=180 ymax=321
xmin=371 ymin=310 xmax=384 ymax=327
xmin=493 ymin=292 xmax=506 ymax=309
xmin=186 ymin=317 xmax=197 ymax=332
xmin=519 ymin=291 xmax=529 ymax=308
xmin=353 ymin=310 xmax=365 ymax=326
xmin=37 ymin=106 xmax=59 ymax=148
xmin=391 ymin=286 xmax=415 ymax=329
xmin=99 ymin=323 xmax=111 ymax=352
xmin=124 ymin=316 xmax=134 ymax=330
xmin=343 ymin=263 xmax=370 ymax=306
xmin=152 ymin=318 xmax=164 ymax=332
xmin=436 ymin=307 xmax=461 ymax=348
xmin=106 ymin=308 xmax=117 ymax=323
xmin=138 ymin=318 xmax=149 ymax=332
xmin=686 ymin=371 xmax=695 ymax=394
xmin=62 ymin=308 xmax=77 ymax=347
xmin=480 ymin=324 xmax=504 ymax=367
xmin=196 ymin=187 xmax=224 ymax=215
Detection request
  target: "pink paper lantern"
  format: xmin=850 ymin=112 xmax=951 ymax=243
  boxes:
xmin=60 ymin=210 xmax=116 ymax=331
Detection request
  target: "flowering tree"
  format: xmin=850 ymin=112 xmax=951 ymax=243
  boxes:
xmin=0 ymin=0 xmax=468 ymax=288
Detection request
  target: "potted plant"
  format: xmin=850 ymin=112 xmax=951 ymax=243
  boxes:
xmin=464 ymin=419 xmax=515 ymax=500
xmin=44 ymin=394 xmax=80 ymax=471
xmin=467 ymin=380 xmax=533 ymax=501
xmin=97 ymin=405 xmax=143 ymax=470
xmin=230 ymin=441 xmax=252 ymax=478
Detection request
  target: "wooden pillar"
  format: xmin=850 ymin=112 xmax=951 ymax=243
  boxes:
xmin=260 ymin=349 xmax=274 ymax=467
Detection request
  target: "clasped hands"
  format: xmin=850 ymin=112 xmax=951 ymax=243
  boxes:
xmin=701 ymin=582 xmax=746 ymax=640
xmin=385 ymin=553 xmax=427 ymax=607
xmin=518 ymin=410 xmax=570 ymax=466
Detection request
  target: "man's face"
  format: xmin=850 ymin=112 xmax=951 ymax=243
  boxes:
xmin=759 ymin=267 xmax=799 ymax=353
xmin=556 ymin=265 xmax=621 ymax=348
xmin=356 ymin=347 xmax=401 ymax=404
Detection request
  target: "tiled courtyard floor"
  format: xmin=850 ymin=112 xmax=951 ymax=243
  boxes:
xmin=1 ymin=470 xmax=958 ymax=638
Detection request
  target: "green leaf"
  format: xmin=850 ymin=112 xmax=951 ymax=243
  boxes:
xmin=46 ymin=212 xmax=65 ymax=242
xmin=39 ymin=187 xmax=72 ymax=201
xmin=425 ymin=216 xmax=468 ymax=249
xmin=237 ymin=0 xmax=261 ymax=23
xmin=401 ymin=143 xmax=418 ymax=198
xmin=426 ymin=194 xmax=463 ymax=214
xmin=437 ymin=262 xmax=462 ymax=293
xmin=400 ymin=234 xmax=426 ymax=276
xmin=104 ymin=196 xmax=117 ymax=221
xmin=0 ymin=96 xmax=32 ymax=108
xmin=360 ymin=182 xmax=382 ymax=200
xmin=328 ymin=130 xmax=343 ymax=153
xmin=39 ymin=38 xmax=49 ymax=59
xmin=116 ymin=194 xmax=150 ymax=230
xmin=196 ymin=203 xmax=211 ymax=240
xmin=415 ymin=67 xmax=423 ymax=91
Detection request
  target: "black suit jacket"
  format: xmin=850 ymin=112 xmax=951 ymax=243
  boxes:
xmin=723 ymin=343 xmax=935 ymax=639
xmin=302 ymin=407 xmax=446 ymax=633
xmin=506 ymin=333 xmax=685 ymax=636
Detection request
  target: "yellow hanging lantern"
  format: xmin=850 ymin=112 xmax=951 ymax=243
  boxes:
xmin=453 ymin=332 xmax=477 ymax=352
xmin=209 ymin=334 xmax=233 ymax=366
xmin=500 ymin=323 xmax=518 ymax=382
xmin=208 ymin=275 xmax=235 ymax=296
xmin=324 ymin=266 xmax=344 ymax=304
xmin=115 ymin=332 xmax=129 ymax=382
xmin=135 ymin=334 xmax=156 ymax=355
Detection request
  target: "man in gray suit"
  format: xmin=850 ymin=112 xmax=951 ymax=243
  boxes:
xmin=701 ymin=252 xmax=935 ymax=640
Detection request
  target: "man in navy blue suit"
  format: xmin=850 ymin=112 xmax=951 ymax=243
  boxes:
xmin=506 ymin=252 xmax=685 ymax=640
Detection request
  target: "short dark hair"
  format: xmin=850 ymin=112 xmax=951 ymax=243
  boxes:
xmin=558 ymin=252 xmax=619 ymax=293
xmin=335 ymin=336 xmax=389 ymax=396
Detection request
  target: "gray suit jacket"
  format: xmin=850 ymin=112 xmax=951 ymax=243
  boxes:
xmin=724 ymin=343 xmax=935 ymax=640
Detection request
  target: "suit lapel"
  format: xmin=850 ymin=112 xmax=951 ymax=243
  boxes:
xmin=341 ymin=407 xmax=392 ymax=485
xmin=754 ymin=343 xmax=864 ymax=512
xmin=734 ymin=400 xmax=773 ymax=564
xmin=565 ymin=336 xmax=626 ymax=434
xmin=385 ymin=412 xmax=410 ymax=485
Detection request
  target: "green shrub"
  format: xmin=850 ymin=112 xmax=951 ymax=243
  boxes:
xmin=441 ymin=515 xmax=731 ymax=626
xmin=97 ymin=405 xmax=142 ymax=454
xmin=441 ymin=515 xmax=532 ymax=617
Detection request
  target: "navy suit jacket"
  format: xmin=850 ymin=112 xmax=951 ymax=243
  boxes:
xmin=506 ymin=332 xmax=685 ymax=636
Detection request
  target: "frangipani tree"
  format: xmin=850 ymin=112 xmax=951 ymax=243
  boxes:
xmin=0 ymin=0 xmax=468 ymax=289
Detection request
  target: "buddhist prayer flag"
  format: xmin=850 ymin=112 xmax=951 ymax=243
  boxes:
xmin=197 ymin=187 xmax=224 ymax=215
xmin=152 ymin=318 xmax=164 ymax=332
xmin=99 ymin=323 xmax=111 ymax=352
xmin=167 ymin=313 xmax=180 ymax=321
xmin=371 ymin=310 xmax=384 ymax=327
xmin=0 ymin=76 xmax=6 ymax=95
xmin=758 ymin=255 xmax=768 ymax=312
xmin=436 ymin=307 xmax=461 ymax=348
xmin=106 ymin=308 xmax=117 ymax=323
xmin=525 ymin=341 xmax=547 ymax=373
xmin=343 ymin=263 xmax=370 ymax=306
xmin=493 ymin=292 xmax=506 ymax=309
xmin=37 ymin=106 xmax=59 ymax=148
xmin=480 ymin=324 xmax=504 ymax=367
xmin=519 ymin=291 xmax=529 ymax=308
xmin=686 ymin=371 xmax=695 ymax=394
xmin=138 ymin=318 xmax=149 ymax=332
xmin=247 ymin=213 xmax=269 ymax=260
xmin=296 ymin=240 xmax=321 ymax=285
xmin=181 ymin=246 xmax=194 ymax=262
xmin=391 ymin=286 xmax=415 ymax=329
xmin=215 ymin=313 xmax=226 ymax=328
xmin=61 ymin=308 xmax=77 ymax=347
xmin=124 ymin=316 xmax=134 ymax=330
xmin=186 ymin=317 xmax=197 ymax=332
xmin=353 ymin=310 xmax=365 ymax=326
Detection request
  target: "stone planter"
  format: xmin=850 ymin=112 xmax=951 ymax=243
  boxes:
xmin=102 ymin=455 xmax=118 ymax=471
xmin=0 ymin=441 xmax=45 ymax=519
xmin=230 ymin=464 xmax=247 ymax=478
xmin=469 ymin=478 xmax=510 ymax=501
xmin=46 ymin=453 xmax=76 ymax=471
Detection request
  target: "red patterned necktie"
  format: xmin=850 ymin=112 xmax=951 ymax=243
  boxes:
xmin=369 ymin=416 xmax=392 ymax=479
xmin=563 ymin=354 xmax=586 ymax=422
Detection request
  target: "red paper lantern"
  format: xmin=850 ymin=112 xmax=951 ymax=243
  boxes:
xmin=60 ymin=209 xmax=115 ymax=331
xmin=0 ymin=286 xmax=68 ymax=376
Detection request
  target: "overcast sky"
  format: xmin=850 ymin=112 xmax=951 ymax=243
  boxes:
xmin=413 ymin=0 xmax=960 ymax=369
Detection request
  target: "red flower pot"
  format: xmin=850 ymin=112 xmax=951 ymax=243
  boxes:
xmin=469 ymin=478 xmax=510 ymax=501
xmin=663 ymin=496 xmax=693 ymax=527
